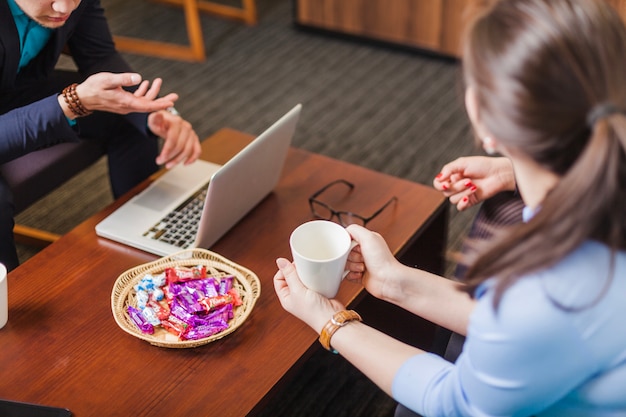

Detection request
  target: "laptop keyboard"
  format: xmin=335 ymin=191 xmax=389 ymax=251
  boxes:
xmin=143 ymin=186 xmax=208 ymax=249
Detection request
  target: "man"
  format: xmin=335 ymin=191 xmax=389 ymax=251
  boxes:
xmin=1 ymin=0 xmax=202 ymax=271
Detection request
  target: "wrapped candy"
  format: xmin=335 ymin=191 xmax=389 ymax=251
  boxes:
xmin=175 ymin=290 xmax=204 ymax=314
xmin=165 ymin=266 xmax=207 ymax=284
xmin=207 ymin=304 xmax=234 ymax=322
xmin=141 ymin=306 xmax=161 ymax=326
xmin=183 ymin=321 xmax=229 ymax=340
xmin=168 ymin=276 xmax=219 ymax=299
xmin=152 ymin=272 xmax=167 ymax=287
xmin=151 ymin=288 xmax=165 ymax=301
xmin=135 ymin=290 xmax=149 ymax=310
xmin=147 ymin=299 xmax=170 ymax=320
xmin=128 ymin=306 xmax=154 ymax=334
xmin=160 ymin=316 xmax=187 ymax=338
xmin=169 ymin=299 xmax=200 ymax=326
xmin=199 ymin=294 xmax=233 ymax=311
xmin=218 ymin=276 xmax=234 ymax=295
xmin=228 ymin=288 xmax=243 ymax=307
xmin=130 ymin=269 xmax=243 ymax=341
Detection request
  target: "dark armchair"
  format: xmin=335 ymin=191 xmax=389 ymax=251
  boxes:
xmin=1 ymin=139 xmax=105 ymax=246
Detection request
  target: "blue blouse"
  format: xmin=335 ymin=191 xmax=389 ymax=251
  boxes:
xmin=392 ymin=240 xmax=626 ymax=416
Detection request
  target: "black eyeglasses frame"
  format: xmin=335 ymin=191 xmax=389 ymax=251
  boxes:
xmin=308 ymin=179 xmax=398 ymax=227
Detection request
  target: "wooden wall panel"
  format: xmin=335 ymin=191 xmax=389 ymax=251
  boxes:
xmin=365 ymin=1 xmax=442 ymax=48
xmin=296 ymin=0 xmax=626 ymax=58
xmin=440 ymin=0 xmax=473 ymax=56
xmin=296 ymin=0 xmax=443 ymax=50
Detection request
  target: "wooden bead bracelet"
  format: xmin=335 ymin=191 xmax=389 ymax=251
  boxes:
xmin=62 ymin=83 xmax=92 ymax=118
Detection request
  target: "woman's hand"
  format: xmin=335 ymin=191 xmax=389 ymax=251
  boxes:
xmin=274 ymin=258 xmax=345 ymax=333
xmin=344 ymin=224 xmax=405 ymax=304
xmin=433 ymin=156 xmax=516 ymax=211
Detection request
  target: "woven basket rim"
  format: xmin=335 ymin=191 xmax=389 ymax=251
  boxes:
xmin=111 ymin=248 xmax=261 ymax=348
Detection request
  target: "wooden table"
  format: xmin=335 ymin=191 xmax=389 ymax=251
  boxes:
xmin=1 ymin=128 xmax=447 ymax=416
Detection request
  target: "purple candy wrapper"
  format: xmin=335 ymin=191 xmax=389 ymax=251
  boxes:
xmin=174 ymin=291 xmax=204 ymax=314
xmin=169 ymin=299 xmax=198 ymax=326
xmin=128 ymin=306 xmax=154 ymax=334
xmin=169 ymin=277 xmax=220 ymax=299
xmin=206 ymin=303 xmax=234 ymax=321
xmin=218 ymin=276 xmax=234 ymax=295
xmin=183 ymin=320 xmax=229 ymax=340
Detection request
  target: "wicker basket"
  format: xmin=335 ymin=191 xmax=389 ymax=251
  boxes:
xmin=111 ymin=248 xmax=261 ymax=348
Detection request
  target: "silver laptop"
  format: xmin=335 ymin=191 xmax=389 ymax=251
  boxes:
xmin=95 ymin=104 xmax=302 ymax=255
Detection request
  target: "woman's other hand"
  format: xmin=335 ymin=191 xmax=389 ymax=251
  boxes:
xmin=433 ymin=156 xmax=516 ymax=211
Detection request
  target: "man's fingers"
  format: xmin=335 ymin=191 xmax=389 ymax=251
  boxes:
xmin=133 ymin=80 xmax=150 ymax=97
xmin=143 ymin=78 xmax=163 ymax=100
xmin=97 ymin=72 xmax=142 ymax=89
xmin=163 ymin=134 xmax=198 ymax=169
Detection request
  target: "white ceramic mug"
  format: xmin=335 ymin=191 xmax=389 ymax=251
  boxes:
xmin=0 ymin=263 xmax=7 ymax=329
xmin=289 ymin=220 xmax=355 ymax=298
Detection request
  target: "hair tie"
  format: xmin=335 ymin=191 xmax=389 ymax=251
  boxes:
xmin=586 ymin=103 xmax=622 ymax=128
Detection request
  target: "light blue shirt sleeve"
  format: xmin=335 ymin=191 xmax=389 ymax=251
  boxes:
xmin=392 ymin=242 xmax=626 ymax=417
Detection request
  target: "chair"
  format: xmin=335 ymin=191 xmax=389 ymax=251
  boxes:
xmin=1 ymin=140 xmax=106 ymax=247
xmin=113 ymin=0 xmax=258 ymax=62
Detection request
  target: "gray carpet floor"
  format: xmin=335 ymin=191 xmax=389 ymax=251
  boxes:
xmin=15 ymin=1 xmax=482 ymax=415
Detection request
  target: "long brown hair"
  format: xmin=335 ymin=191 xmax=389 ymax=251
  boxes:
xmin=461 ymin=0 xmax=626 ymax=307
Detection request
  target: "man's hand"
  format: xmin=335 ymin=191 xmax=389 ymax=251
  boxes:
xmin=57 ymin=72 xmax=201 ymax=169
xmin=148 ymin=110 xmax=202 ymax=169
xmin=58 ymin=72 xmax=178 ymax=118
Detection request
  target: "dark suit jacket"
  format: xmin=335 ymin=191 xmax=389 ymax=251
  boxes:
xmin=0 ymin=0 xmax=149 ymax=163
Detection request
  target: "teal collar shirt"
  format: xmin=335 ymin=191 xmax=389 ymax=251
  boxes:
xmin=7 ymin=0 xmax=52 ymax=72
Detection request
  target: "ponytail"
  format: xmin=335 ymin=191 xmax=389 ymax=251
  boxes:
xmin=460 ymin=0 xmax=626 ymax=308
xmin=464 ymin=109 xmax=626 ymax=307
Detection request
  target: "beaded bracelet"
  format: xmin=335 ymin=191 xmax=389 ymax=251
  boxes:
xmin=62 ymin=83 xmax=92 ymax=118
xmin=319 ymin=310 xmax=362 ymax=354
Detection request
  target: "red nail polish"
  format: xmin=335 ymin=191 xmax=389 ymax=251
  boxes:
xmin=436 ymin=173 xmax=443 ymax=179
xmin=465 ymin=180 xmax=473 ymax=187
xmin=462 ymin=197 xmax=469 ymax=203
xmin=470 ymin=185 xmax=477 ymax=192
xmin=442 ymin=184 xmax=448 ymax=190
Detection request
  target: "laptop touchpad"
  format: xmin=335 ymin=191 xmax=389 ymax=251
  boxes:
xmin=133 ymin=181 xmax=188 ymax=210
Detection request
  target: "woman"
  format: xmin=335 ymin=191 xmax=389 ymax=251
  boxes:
xmin=273 ymin=0 xmax=626 ymax=415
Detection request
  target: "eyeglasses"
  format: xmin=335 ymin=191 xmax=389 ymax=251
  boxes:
xmin=309 ymin=179 xmax=398 ymax=227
